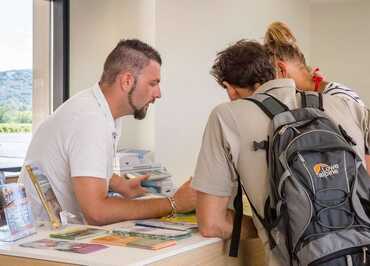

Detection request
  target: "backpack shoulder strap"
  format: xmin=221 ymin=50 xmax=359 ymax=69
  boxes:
xmin=299 ymin=91 xmax=324 ymax=111
xmin=244 ymin=93 xmax=289 ymax=119
xmin=229 ymin=164 xmax=275 ymax=257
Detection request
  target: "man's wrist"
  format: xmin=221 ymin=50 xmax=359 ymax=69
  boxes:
xmin=166 ymin=196 xmax=177 ymax=217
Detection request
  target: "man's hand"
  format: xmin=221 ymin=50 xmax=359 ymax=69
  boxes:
xmin=110 ymin=174 xmax=149 ymax=198
xmin=173 ymin=178 xmax=196 ymax=213
xmin=120 ymin=175 xmax=149 ymax=198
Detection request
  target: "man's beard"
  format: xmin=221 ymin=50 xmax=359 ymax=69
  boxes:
xmin=128 ymin=81 xmax=149 ymax=120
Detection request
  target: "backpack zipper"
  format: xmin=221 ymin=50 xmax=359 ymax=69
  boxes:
xmin=309 ymin=245 xmax=369 ymax=266
xmin=297 ymin=152 xmax=316 ymax=194
xmin=364 ymin=246 xmax=368 ymax=264
xmin=283 ymin=129 xmax=355 ymax=160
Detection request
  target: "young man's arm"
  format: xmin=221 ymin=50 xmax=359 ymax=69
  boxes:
xmin=196 ymin=190 xmax=256 ymax=240
xmin=72 ymin=176 xmax=195 ymax=225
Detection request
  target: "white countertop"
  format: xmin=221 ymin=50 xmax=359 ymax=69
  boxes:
xmin=0 ymin=221 xmax=222 ymax=266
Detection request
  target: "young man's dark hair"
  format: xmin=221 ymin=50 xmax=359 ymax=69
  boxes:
xmin=100 ymin=39 xmax=162 ymax=85
xmin=211 ymin=40 xmax=275 ymax=91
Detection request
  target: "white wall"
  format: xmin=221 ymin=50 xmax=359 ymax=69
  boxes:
xmin=69 ymin=0 xmax=311 ymax=185
xmin=69 ymin=0 xmax=156 ymax=151
xmin=155 ymin=0 xmax=311 ymax=184
xmin=310 ymin=0 xmax=370 ymax=105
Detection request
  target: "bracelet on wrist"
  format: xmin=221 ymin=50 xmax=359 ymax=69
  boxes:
xmin=166 ymin=196 xmax=177 ymax=217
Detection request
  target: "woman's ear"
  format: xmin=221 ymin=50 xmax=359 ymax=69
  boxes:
xmin=276 ymin=61 xmax=288 ymax=78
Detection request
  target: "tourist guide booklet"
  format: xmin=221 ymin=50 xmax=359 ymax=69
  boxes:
xmin=20 ymin=238 xmax=107 ymax=254
xmin=49 ymin=226 xmax=109 ymax=240
xmin=113 ymin=225 xmax=191 ymax=240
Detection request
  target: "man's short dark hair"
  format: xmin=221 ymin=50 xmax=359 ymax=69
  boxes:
xmin=211 ymin=40 xmax=275 ymax=90
xmin=100 ymin=39 xmax=162 ymax=85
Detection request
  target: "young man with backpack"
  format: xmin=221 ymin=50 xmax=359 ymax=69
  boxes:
xmin=192 ymin=40 xmax=370 ymax=266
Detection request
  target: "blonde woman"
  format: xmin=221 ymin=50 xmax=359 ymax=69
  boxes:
xmin=264 ymin=21 xmax=370 ymax=172
xmin=264 ymin=21 xmax=364 ymax=105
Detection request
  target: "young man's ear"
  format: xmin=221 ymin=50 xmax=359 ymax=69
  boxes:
xmin=276 ymin=61 xmax=288 ymax=78
xmin=118 ymin=72 xmax=135 ymax=93
xmin=222 ymin=81 xmax=240 ymax=101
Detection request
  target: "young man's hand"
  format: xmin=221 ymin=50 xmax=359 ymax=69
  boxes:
xmin=173 ymin=178 xmax=196 ymax=213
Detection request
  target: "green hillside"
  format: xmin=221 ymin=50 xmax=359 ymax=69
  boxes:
xmin=0 ymin=69 xmax=32 ymax=124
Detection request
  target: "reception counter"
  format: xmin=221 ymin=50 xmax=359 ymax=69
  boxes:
xmin=0 ymin=219 xmax=265 ymax=266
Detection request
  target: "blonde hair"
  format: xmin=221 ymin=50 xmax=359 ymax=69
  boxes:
xmin=264 ymin=21 xmax=306 ymax=65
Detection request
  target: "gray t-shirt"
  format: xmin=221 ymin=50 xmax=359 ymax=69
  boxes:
xmin=192 ymin=78 xmax=369 ymax=266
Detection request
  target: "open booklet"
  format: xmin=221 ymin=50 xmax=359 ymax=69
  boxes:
xmin=92 ymin=234 xmax=176 ymax=250
xmin=25 ymin=164 xmax=62 ymax=229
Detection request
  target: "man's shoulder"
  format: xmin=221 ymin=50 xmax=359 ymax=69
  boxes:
xmin=54 ymin=89 xmax=103 ymax=121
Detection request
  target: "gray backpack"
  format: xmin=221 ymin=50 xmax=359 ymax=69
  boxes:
xmin=230 ymin=91 xmax=370 ymax=266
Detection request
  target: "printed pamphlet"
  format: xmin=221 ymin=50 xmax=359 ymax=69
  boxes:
xmin=91 ymin=234 xmax=176 ymax=250
xmin=0 ymin=183 xmax=36 ymax=241
xmin=20 ymin=238 xmax=107 ymax=254
xmin=25 ymin=164 xmax=62 ymax=229
xmin=49 ymin=226 xmax=109 ymax=240
xmin=113 ymin=225 xmax=191 ymax=240
xmin=91 ymin=234 xmax=139 ymax=246
xmin=126 ymin=238 xmax=176 ymax=250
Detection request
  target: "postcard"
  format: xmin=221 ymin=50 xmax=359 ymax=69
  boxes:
xmin=91 ymin=234 xmax=139 ymax=246
xmin=20 ymin=239 xmax=107 ymax=254
xmin=113 ymin=225 xmax=191 ymax=240
xmin=126 ymin=238 xmax=176 ymax=250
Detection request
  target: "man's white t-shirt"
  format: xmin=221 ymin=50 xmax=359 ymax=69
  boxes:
xmin=18 ymin=83 xmax=121 ymax=223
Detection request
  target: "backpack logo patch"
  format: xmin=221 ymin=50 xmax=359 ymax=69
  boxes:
xmin=313 ymin=163 xmax=339 ymax=178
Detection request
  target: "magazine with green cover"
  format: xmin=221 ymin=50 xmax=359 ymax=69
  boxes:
xmin=50 ymin=226 xmax=109 ymax=240
xmin=126 ymin=238 xmax=176 ymax=250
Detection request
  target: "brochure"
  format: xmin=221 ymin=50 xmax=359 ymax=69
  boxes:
xmin=135 ymin=219 xmax=198 ymax=231
xmin=91 ymin=234 xmax=176 ymax=250
xmin=25 ymin=164 xmax=62 ymax=229
xmin=126 ymin=238 xmax=176 ymax=250
xmin=20 ymin=238 xmax=107 ymax=254
xmin=91 ymin=234 xmax=139 ymax=246
xmin=49 ymin=227 xmax=109 ymax=240
xmin=159 ymin=213 xmax=197 ymax=225
xmin=0 ymin=183 xmax=36 ymax=241
xmin=113 ymin=225 xmax=191 ymax=240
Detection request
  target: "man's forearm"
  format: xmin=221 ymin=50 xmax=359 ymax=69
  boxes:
xmin=199 ymin=210 xmax=257 ymax=240
xmin=84 ymin=196 xmax=172 ymax=225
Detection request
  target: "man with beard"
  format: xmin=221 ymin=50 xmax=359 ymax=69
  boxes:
xmin=18 ymin=39 xmax=195 ymax=225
